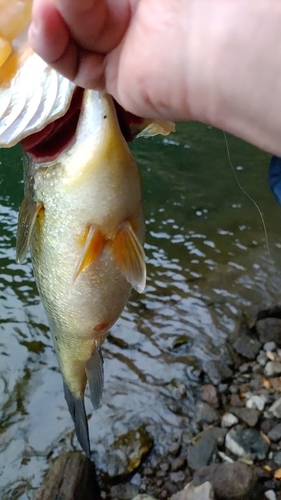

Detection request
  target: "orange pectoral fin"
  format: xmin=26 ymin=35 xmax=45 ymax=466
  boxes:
xmin=72 ymin=225 xmax=106 ymax=286
xmin=111 ymin=221 xmax=146 ymax=293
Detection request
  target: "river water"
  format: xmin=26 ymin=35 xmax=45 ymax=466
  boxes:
xmin=0 ymin=123 xmax=281 ymax=498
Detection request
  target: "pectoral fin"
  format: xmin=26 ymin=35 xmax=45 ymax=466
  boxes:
xmin=16 ymin=194 xmax=43 ymax=263
xmin=112 ymin=221 xmax=146 ymax=293
xmin=86 ymin=347 xmax=104 ymax=410
xmin=133 ymin=119 xmax=175 ymax=139
xmin=63 ymin=381 xmax=91 ymax=458
xmin=72 ymin=225 xmax=106 ymax=286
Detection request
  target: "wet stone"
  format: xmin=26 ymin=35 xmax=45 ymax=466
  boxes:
xmin=246 ymin=394 xmax=267 ymax=411
xmin=169 ymin=442 xmax=181 ymax=457
xmin=273 ymin=450 xmax=281 ymax=466
xmin=257 ymin=350 xmax=268 ymax=366
xmin=256 ymin=317 xmax=281 ymax=346
xmin=196 ymin=402 xmax=220 ymax=425
xmin=170 ymin=481 xmax=214 ymax=500
xmin=260 ymin=419 xmax=277 ymax=434
xmin=230 ymin=394 xmax=244 ymax=407
xmin=187 ymin=430 xmax=217 ymax=471
xmin=264 ymin=341 xmax=277 ymax=351
xmin=170 ymin=456 xmax=187 ymax=472
xmin=193 ymin=462 xmax=259 ymax=500
xmin=225 ymin=426 xmax=269 ymax=461
xmin=221 ymin=413 xmax=239 ymax=428
xmin=266 ymin=397 xmax=281 ymax=418
xmin=265 ymin=491 xmax=277 ymax=500
xmin=204 ymin=360 xmax=233 ymax=385
xmin=170 ymin=471 xmax=186 ymax=483
xmin=111 ymin=483 xmax=139 ymax=499
xmin=233 ymin=332 xmax=261 ymax=360
xmin=106 ymin=425 xmax=153 ymax=479
xmin=201 ymin=384 xmax=219 ymax=409
xmin=229 ymin=407 xmax=260 ymax=427
xmin=267 ymin=423 xmax=281 ymax=442
xmin=264 ymin=361 xmax=281 ymax=377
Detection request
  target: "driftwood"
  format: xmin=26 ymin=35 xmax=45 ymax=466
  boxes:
xmin=36 ymin=451 xmax=101 ymax=500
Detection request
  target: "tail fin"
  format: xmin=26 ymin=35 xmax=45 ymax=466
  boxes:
xmin=63 ymin=381 xmax=91 ymax=458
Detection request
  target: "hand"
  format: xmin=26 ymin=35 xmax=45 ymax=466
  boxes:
xmin=29 ymin=0 xmax=193 ymax=121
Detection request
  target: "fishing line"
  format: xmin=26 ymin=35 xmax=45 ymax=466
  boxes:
xmin=222 ymin=130 xmax=279 ymax=274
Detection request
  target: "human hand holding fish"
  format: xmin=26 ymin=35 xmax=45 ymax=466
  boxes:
xmin=30 ymin=0 xmax=281 ymax=156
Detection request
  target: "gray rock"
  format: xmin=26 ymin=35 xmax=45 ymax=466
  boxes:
xmin=246 ymin=394 xmax=267 ymax=410
xmin=193 ymin=462 xmax=259 ymax=500
xmin=169 ymin=442 xmax=181 ymax=457
xmin=256 ymin=350 xmax=268 ymax=366
xmin=187 ymin=431 xmax=217 ymax=471
xmin=266 ymin=397 xmax=281 ymax=418
xmin=201 ymin=384 xmax=219 ymax=409
xmin=265 ymin=491 xmax=277 ymax=500
xmin=203 ymin=360 xmax=233 ymax=385
xmin=225 ymin=426 xmax=269 ymax=461
xmin=229 ymin=407 xmax=259 ymax=427
xmin=221 ymin=413 xmax=239 ymax=428
xmin=267 ymin=423 xmax=281 ymax=442
xmin=233 ymin=332 xmax=261 ymax=360
xmin=264 ymin=361 xmax=281 ymax=377
xmin=256 ymin=317 xmax=281 ymax=345
xmin=170 ymin=481 xmax=214 ymax=500
xmin=132 ymin=496 xmax=156 ymax=500
xmin=196 ymin=402 xmax=220 ymax=425
xmin=263 ymin=341 xmax=277 ymax=351
xmin=273 ymin=450 xmax=281 ymax=466
xmin=111 ymin=483 xmax=139 ymax=499
xmin=170 ymin=471 xmax=186 ymax=483
xmin=171 ymin=456 xmax=187 ymax=472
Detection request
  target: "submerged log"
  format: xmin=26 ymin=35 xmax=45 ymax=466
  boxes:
xmin=36 ymin=451 xmax=101 ymax=500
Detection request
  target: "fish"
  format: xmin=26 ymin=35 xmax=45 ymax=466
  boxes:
xmin=1 ymin=0 xmax=175 ymax=457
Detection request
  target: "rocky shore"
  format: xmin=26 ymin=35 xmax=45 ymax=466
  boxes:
xmin=37 ymin=305 xmax=281 ymax=500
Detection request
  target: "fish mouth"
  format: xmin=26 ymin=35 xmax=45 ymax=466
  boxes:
xmin=20 ymin=88 xmax=144 ymax=162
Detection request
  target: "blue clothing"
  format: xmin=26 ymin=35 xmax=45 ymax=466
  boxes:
xmin=268 ymin=155 xmax=281 ymax=205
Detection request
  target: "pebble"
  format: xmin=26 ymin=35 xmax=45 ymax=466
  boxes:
xmin=169 ymin=442 xmax=181 ymax=457
xmin=229 ymin=407 xmax=259 ymax=427
xmin=221 ymin=413 xmax=239 ymax=428
xmin=267 ymin=423 xmax=281 ymax=442
xmin=273 ymin=450 xmax=281 ymax=466
xmin=196 ymin=402 xmax=220 ymax=425
xmin=256 ymin=317 xmax=281 ymax=345
xmin=170 ymin=471 xmax=186 ymax=483
xmin=264 ymin=361 xmax=281 ymax=377
xmin=193 ymin=462 xmax=259 ymax=500
xmin=170 ymin=481 xmax=214 ymax=500
xmin=264 ymin=342 xmax=277 ymax=351
xmin=233 ymin=332 xmax=261 ymax=360
xmin=257 ymin=350 xmax=268 ymax=366
xmin=246 ymin=394 xmax=267 ymax=410
xmin=266 ymin=397 xmax=281 ymax=418
xmin=170 ymin=456 xmax=187 ymax=472
xmin=265 ymin=491 xmax=277 ymax=500
xmin=225 ymin=426 xmax=269 ymax=461
xmin=201 ymin=384 xmax=219 ymax=409
xmin=187 ymin=431 xmax=217 ymax=471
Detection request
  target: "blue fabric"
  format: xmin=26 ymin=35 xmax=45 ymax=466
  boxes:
xmin=268 ymin=155 xmax=281 ymax=205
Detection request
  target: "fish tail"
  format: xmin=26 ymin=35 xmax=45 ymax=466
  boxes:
xmin=63 ymin=381 xmax=91 ymax=458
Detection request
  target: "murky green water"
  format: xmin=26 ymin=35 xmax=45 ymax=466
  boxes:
xmin=1 ymin=123 xmax=281 ymax=498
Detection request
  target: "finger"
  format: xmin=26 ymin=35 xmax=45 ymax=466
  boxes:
xmin=29 ymin=0 xmax=105 ymax=88
xmin=54 ymin=0 xmax=131 ymax=53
